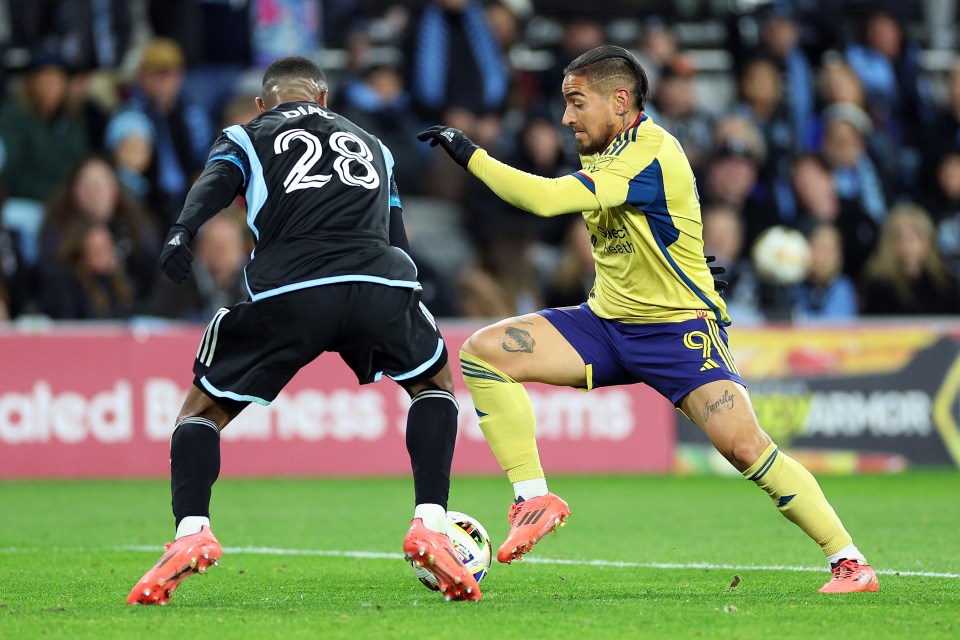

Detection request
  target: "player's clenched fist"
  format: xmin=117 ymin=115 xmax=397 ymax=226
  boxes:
xmin=416 ymin=126 xmax=479 ymax=170
xmin=159 ymin=224 xmax=194 ymax=283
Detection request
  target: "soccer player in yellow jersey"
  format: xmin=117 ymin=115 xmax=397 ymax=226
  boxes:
xmin=418 ymin=45 xmax=878 ymax=593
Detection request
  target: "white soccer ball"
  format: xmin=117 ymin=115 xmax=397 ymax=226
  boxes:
xmin=751 ymin=225 xmax=811 ymax=285
xmin=411 ymin=511 xmax=492 ymax=590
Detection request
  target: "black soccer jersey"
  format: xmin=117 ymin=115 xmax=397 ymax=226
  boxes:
xmin=209 ymin=101 xmax=417 ymax=300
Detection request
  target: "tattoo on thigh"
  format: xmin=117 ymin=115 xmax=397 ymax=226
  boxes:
xmin=702 ymin=389 xmax=735 ymax=423
xmin=502 ymin=327 xmax=536 ymax=353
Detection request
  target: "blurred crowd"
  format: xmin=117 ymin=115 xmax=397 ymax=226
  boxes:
xmin=1 ymin=0 xmax=959 ymax=324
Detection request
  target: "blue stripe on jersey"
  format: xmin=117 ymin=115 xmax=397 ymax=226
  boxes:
xmin=199 ymin=376 xmax=270 ymax=406
xmin=208 ymin=153 xmax=249 ymax=186
xmin=249 ymin=274 xmax=421 ymax=301
xmin=645 ymin=216 xmax=725 ymax=326
xmin=629 ymin=159 xmax=725 ymax=325
xmin=627 ymin=160 xmax=678 ymax=244
xmin=572 ymin=171 xmax=596 ymax=194
xmin=389 ymin=338 xmax=445 ymax=381
xmin=379 ymin=140 xmax=402 ymax=209
xmin=224 ymin=125 xmax=267 ymax=241
xmin=379 ymin=140 xmax=395 ymax=181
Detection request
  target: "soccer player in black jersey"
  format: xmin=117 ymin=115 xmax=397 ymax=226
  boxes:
xmin=127 ymin=57 xmax=480 ymax=604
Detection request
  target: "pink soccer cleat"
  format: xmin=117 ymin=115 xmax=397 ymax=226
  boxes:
xmin=403 ymin=518 xmax=481 ymax=601
xmin=818 ymin=559 xmax=880 ymax=593
xmin=127 ymin=526 xmax=222 ymax=605
xmin=497 ymin=493 xmax=570 ymax=564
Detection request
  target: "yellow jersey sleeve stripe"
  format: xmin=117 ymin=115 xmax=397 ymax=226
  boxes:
xmin=572 ymin=171 xmax=596 ymax=194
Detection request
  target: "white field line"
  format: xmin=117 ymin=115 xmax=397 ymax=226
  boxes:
xmin=2 ymin=545 xmax=958 ymax=579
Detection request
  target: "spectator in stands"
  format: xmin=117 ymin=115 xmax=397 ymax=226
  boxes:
xmin=921 ymin=59 xmax=960 ymax=189
xmin=792 ymin=223 xmax=858 ymax=321
xmin=635 ymin=17 xmax=678 ymax=91
xmin=338 ymin=48 xmax=425 ymax=193
xmin=702 ymin=120 xmax=776 ymax=245
xmin=0 ymin=51 xmax=89 ymax=263
xmin=407 ymin=0 xmax=510 ymax=200
xmin=464 ymin=110 xmax=574 ymax=251
xmin=538 ymin=15 xmax=606 ymax=116
xmin=701 ymin=204 xmax=762 ymax=323
xmin=920 ymin=150 xmax=960 ymax=278
xmin=756 ymin=5 xmax=815 ymax=151
xmin=732 ymin=56 xmax=795 ymax=181
xmin=38 ymin=156 xmax=160 ymax=303
xmin=8 ymin=1 xmax=134 ymax=73
xmin=819 ymin=102 xmax=887 ymax=225
xmin=845 ymin=10 xmax=932 ymax=195
xmin=485 ymin=0 xmax=527 ymax=52
xmin=0 ymin=226 xmax=26 ymax=320
xmin=649 ymin=55 xmax=713 ymax=174
xmin=860 ymin=203 xmax=960 ymax=316
xmin=543 ymin=220 xmax=595 ymax=309
xmin=40 ymin=220 xmax=135 ymax=320
xmin=105 ymin=110 xmax=155 ymax=202
xmin=790 ymin=154 xmax=877 ymax=280
xmin=109 ymin=38 xmax=213 ymax=227
xmin=149 ymin=0 xmax=253 ymax=119
xmin=813 ymin=56 xmax=897 ymax=180
xmin=148 ymin=211 xmax=248 ymax=322
xmin=407 ymin=0 xmax=509 ymax=126
xmin=219 ymin=94 xmax=260 ymax=128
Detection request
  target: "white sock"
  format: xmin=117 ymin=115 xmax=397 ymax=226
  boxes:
xmin=513 ymin=478 xmax=549 ymax=501
xmin=827 ymin=543 xmax=866 ymax=567
xmin=414 ymin=503 xmax=447 ymax=533
xmin=175 ymin=516 xmax=210 ymax=540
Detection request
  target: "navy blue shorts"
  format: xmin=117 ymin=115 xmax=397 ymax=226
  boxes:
xmin=539 ymin=303 xmax=745 ymax=405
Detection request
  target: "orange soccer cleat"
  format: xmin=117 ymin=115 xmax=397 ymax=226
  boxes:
xmin=403 ymin=518 xmax=481 ymax=601
xmin=497 ymin=493 xmax=570 ymax=564
xmin=818 ymin=559 xmax=880 ymax=593
xmin=127 ymin=526 xmax=222 ymax=605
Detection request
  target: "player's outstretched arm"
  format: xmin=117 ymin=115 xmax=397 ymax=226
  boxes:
xmin=417 ymin=126 xmax=600 ymax=218
xmin=159 ymin=161 xmax=244 ymax=283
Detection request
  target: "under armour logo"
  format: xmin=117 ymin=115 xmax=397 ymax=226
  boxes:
xmin=168 ymin=235 xmax=182 ymax=246
xmin=441 ymin=131 xmax=455 ymax=142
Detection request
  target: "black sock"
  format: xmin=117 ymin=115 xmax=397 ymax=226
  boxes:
xmin=170 ymin=417 xmax=221 ymax=528
xmin=405 ymin=390 xmax=458 ymax=509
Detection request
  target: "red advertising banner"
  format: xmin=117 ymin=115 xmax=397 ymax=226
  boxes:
xmin=0 ymin=324 xmax=675 ymax=478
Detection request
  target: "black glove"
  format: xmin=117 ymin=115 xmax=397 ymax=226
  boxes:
xmin=159 ymin=224 xmax=194 ymax=284
xmin=416 ymin=126 xmax=479 ymax=169
xmin=705 ymin=255 xmax=728 ymax=293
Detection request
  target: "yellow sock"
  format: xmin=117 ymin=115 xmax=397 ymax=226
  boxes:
xmin=743 ymin=443 xmax=852 ymax=556
xmin=460 ymin=351 xmax=544 ymax=482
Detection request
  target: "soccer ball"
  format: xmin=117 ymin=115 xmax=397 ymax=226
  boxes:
xmin=411 ymin=511 xmax=492 ymax=590
xmin=751 ymin=225 xmax=811 ymax=285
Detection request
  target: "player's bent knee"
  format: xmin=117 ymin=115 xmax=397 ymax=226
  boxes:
xmin=721 ymin=430 xmax=773 ymax=471
xmin=461 ymin=327 xmax=499 ymax=361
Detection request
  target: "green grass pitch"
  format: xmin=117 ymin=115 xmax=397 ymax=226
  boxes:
xmin=2 ymin=470 xmax=958 ymax=639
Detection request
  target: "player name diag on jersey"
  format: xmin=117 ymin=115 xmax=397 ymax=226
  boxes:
xmin=570 ymin=114 xmax=730 ymax=325
xmin=208 ymin=101 xmax=417 ymax=300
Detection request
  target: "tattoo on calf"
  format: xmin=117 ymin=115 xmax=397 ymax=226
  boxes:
xmin=502 ymin=327 xmax=536 ymax=353
xmin=702 ymin=389 xmax=735 ymax=423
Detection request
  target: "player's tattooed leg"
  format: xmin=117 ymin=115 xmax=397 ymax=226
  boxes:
xmin=702 ymin=389 xmax=735 ymax=423
xmin=502 ymin=326 xmax=536 ymax=353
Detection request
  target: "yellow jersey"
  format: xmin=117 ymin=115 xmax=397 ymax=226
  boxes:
xmin=468 ymin=113 xmax=730 ymax=325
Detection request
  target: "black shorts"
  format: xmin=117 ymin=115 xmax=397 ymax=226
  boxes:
xmin=192 ymin=283 xmax=448 ymax=406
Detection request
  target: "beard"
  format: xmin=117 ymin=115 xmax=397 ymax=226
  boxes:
xmin=574 ymin=121 xmax=618 ymax=155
